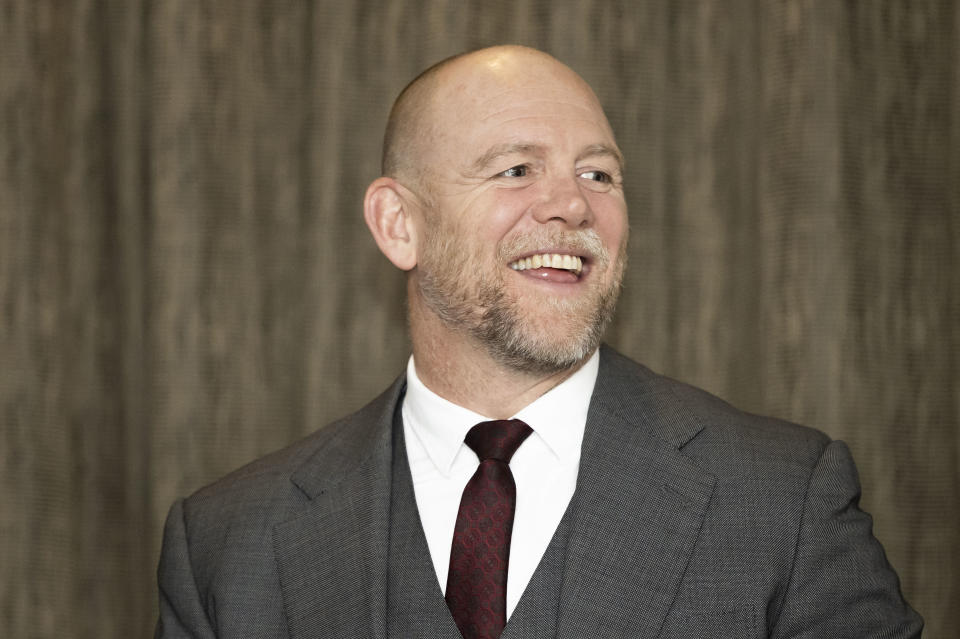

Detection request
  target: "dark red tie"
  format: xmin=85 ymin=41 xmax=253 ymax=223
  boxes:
xmin=445 ymin=419 xmax=533 ymax=639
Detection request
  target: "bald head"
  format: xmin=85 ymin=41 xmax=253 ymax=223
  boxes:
xmin=381 ymin=46 xmax=616 ymax=190
xmin=380 ymin=49 xmax=468 ymax=180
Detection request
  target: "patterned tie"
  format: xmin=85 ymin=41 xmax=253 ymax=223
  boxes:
xmin=445 ymin=419 xmax=533 ymax=639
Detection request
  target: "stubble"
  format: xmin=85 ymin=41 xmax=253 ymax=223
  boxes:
xmin=416 ymin=222 xmax=627 ymax=375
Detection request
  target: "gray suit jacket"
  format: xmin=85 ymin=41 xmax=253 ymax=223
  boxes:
xmin=156 ymin=346 xmax=922 ymax=638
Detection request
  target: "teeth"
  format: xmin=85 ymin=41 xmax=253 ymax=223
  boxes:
xmin=508 ymin=253 xmax=583 ymax=274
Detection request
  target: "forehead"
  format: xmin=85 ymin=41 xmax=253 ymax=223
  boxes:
xmin=426 ymin=55 xmax=617 ymax=159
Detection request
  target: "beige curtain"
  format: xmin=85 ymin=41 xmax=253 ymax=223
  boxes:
xmin=2 ymin=1 xmax=956 ymax=636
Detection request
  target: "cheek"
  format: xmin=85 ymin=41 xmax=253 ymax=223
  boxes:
xmin=437 ymin=189 xmax=524 ymax=242
xmin=486 ymin=188 xmax=538 ymax=231
xmin=590 ymin=197 xmax=629 ymax=249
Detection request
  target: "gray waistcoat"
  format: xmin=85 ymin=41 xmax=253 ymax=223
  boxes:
xmin=387 ymin=411 xmax=575 ymax=638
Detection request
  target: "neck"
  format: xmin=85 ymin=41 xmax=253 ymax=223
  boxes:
xmin=408 ymin=292 xmax=589 ymax=419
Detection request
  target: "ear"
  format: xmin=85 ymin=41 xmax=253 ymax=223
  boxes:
xmin=363 ymin=177 xmax=419 ymax=271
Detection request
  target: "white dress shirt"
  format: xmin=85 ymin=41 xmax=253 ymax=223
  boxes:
xmin=400 ymin=350 xmax=598 ymax=618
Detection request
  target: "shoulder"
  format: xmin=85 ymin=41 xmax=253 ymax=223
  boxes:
xmin=597 ymin=345 xmax=832 ymax=479
xmin=178 ymin=375 xmax=404 ymax=537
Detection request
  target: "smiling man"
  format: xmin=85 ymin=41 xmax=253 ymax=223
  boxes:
xmin=366 ymin=46 xmax=628 ymax=414
xmin=156 ymin=46 xmax=922 ymax=639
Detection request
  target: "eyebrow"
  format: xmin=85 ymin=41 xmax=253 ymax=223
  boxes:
xmin=579 ymin=143 xmax=626 ymax=174
xmin=467 ymin=141 xmax=625 ymax=175
xmin=468 ymin=143 xmax=543 ymax=174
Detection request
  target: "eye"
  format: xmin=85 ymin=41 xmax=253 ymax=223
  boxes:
xmin=580 ymin=170 xmax=612 ymax=184
xmin=499 ymin=165 xmax=528 ymax=178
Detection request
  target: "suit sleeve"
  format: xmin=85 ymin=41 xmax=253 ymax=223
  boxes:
xmin=772 ymin=440 xmax=923 ymax=638
xmin=155 ymin=499 xmax=218 ymax=639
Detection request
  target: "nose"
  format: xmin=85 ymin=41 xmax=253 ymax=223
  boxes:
xmin=530 ymin=175 xmax=593 ymax=229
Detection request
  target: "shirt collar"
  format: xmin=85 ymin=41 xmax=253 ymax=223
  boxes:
xmin=402 ymin=350 xmax=599 ymax=477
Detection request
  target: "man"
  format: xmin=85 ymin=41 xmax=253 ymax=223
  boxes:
xmin=156 ymin=46 xmax=922 ymax=638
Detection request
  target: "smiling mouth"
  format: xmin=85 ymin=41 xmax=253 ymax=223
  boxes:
xmin=508 ymin=253 xmax=584 ymax=276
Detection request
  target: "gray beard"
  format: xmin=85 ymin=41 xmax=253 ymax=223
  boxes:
xmin=473 ymin=278 xmax=620 ymax=375
xmin=416 ymin=230 xmax=625 ymax=375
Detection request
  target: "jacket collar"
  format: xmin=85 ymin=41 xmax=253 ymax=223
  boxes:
xmin=275 ymin=376 xmax=404 ymax=639
xmin=555 ymin=345 xmax=716 ymax=638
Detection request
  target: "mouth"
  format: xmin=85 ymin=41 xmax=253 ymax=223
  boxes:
xmin=507 ymin=252 xmax=584 ymax=277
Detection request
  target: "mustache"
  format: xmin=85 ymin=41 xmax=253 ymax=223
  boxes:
xmin=498 ymin=229 xmax=609 ymax=267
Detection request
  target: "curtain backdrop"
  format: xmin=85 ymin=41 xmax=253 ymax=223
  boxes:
xmin=2 ymin=1 xmax=957 ymax=637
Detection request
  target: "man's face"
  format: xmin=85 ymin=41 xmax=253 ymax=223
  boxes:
xmin=409 ymin=53 xmax=629 ymax=374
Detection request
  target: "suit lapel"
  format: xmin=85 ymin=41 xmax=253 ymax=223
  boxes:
xmin=273 ymin=379 xmax=404 ymax=639
xmin=270 ymin=347 xmax=715 ymax=638
xmin=556 ymin=347 xmax=717 ymax=638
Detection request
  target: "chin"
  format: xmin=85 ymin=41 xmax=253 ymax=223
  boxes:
xmin=489 ymin=339 xmax=596 ymax=376
xmin=477 ymin=313 xmax=604 ymax=375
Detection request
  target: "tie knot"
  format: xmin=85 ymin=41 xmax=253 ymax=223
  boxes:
xmin=465 ymin=419 xmax=533 ymax=463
